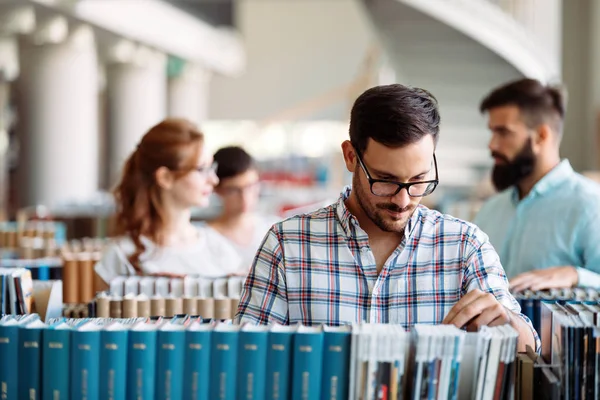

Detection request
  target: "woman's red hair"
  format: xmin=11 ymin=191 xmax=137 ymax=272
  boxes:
xmin=113 ymin=118 xmax=204 ymax=273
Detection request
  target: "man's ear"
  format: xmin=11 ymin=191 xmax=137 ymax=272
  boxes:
xmin=155 ymin=166 xmax=174 ymax=190
xmin=534 ymin=123 xmax=553 ymax=146
xmin=341 ymin=140 xmax=357 ymax=173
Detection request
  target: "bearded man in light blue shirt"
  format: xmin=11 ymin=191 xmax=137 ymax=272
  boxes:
xmin=474 ymin=78 xmax=600 ymax=291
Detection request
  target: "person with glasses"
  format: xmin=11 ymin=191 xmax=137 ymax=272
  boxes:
xmin=474 ymin=78 xmax=600 ymax=292
xmin=94 ymin=118 xmax=242 ymax=288
xmin=236 ymin=84 xmax=538 ymax=352
xmin=202 ymin=146 xmax=280 ymax=274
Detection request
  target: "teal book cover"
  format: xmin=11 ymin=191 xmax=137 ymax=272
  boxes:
xmin=18 ymin=319 xmax=47 ymax=400
xmin=70 ymin=322 xmax=102 ymax=400
xmin=183 ymin=322 xmax=212 ymax=400
xmin=156 ymin=323 xmax=186 ymax=400
xmin=320 ymin=325 xmax=351 ymax=400
xmin=265 ymin=325 xmax=297 ymax=400
xmin=126 ymin=321 xmax=158 ymax=400
xmin=42 ymin=322 xmax=71 ymax=400
xmin=209 ymin=323 xmax=240 ymax=400
xmin=237 ymin=324 xmax=270 ymax=400
xmin=99 ymin=322 xmax=128 ymax=400
xmin=0 ymin=318 xmax=19 ymax=400
xmin=291 ymin=325 xmax=324 ymax=400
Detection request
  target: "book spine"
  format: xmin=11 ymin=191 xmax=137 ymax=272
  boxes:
xmin=210 ymin=331 xmax=239 ymax=400
xmin=126 ymin=330 xmax=157 ymax=400
xmin=156 ymin=330 xmax=185 ymax=400
xmin=291 ymin=332 xmax=324 ymax=400
xmin=237 ymin=331 xmax=268 ymax=400
xmin=42 ymin=329 xmax=70 ymax=400
xmin=99 ymin=330 xmax=128 ymax=400
xmin=70 ymin=330 xmax=101 ymax=400
xmin=18 ymin=327 xmax=43 ymax=400
xmin=265 ymin=332 xmax=294 ymax=400
xmin=320 ymin=331 xmax=351 ymax=400
xmin=183 ymin=330 xmax=211 ymax=400
xmin=0 ymin=325 xmax=18 ymax=400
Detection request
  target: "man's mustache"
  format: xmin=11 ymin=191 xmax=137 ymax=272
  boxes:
xmin=491 ymin=151 xmax=510 ymax=163
xmin=377 ymin=203 xmax=413 ymax=213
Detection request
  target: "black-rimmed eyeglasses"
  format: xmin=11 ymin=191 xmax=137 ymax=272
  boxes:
xmin=355 ymin=152 xmax=439 ymax=197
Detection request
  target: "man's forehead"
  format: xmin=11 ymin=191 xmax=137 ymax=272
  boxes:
xmin=362 ymin=139 xmax=434 ymax=177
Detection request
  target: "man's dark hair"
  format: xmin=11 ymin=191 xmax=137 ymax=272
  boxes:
xmin=213 ymin=146 xmax=256 ymax=182
xmin=349 ymin=84 xmax=441 ymax=154
xmin=480 ymin=78 xmax=567 ymax=134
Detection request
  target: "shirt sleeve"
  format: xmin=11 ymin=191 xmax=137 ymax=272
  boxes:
xmin=235 ymin=226 xmax=289 ymax=325
xmin=94 ymin=241 xmax=132 ymax=284
xmin=576 ymin=212 xmax=600 ymax=288
xmin=462 ymin=226 xmax=541 ymax=352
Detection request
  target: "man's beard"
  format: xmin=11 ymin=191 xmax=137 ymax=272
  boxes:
xmin=491 ymin=138 xmax=536 ymax=191
xmin=352 ymin=171 xmax=415 ymax=233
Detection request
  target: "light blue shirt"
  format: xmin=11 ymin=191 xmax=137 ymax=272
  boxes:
xmin=473 ymin=160 xmax=600 ymax=288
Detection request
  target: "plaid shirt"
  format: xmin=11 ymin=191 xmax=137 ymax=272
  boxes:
xmin=237 ymin=187 xmax=539 ymax=347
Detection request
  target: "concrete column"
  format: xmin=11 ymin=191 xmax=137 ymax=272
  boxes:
xmin=561 ymin=0 xmax=596 ymax=171
xmin=17 ymin=24 xmax=99 ymax=207
xmin=106 ymin=45 xmax=166 ymax=185
xmin=167 ymin=59 xmax=211 ymax=126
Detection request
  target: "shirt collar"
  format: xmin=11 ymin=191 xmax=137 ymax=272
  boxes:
xmin=511 ymin=159 xmax=574 ymax=202
xmin=334 ymin=186 xmax=421 ymax=239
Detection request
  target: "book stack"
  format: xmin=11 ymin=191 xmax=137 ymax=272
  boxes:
xmin=530 ymin=300 xmax=600 ymax=399
xmin=0 ymin=221 xmax=65 ymax=258
xmin=513 ymin=288 xmax=600 ymax=335
xmin=83 ymin=275 xmax=247 ymax=319
xmin=0 ymin=268 xmax=34 ymax=315
xmin=0 ymin=314 xmax=521 ymax=400
xmin=0 ymin=221 xmax=67 ymax=280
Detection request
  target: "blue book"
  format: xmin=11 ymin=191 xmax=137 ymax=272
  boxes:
xmin=0 ymin=318 xmax=19 ymax=400
xmin=156 ymin=323 xmax=186 ymax=400
xmin=42 ymin=321 xmax=71 ymax=400
xmin=71 ymin=322 xmax=102 ymax=400
xmin=291 ymin=325 xmax=324 ymax=400
xmin=237 ymin=325 xmax=270 ymax=400
xmin=126 ymin=322 xmax=158 ymax=400
xmin=18 ymin=319 xmax=47 ymax=400
xmin=99 ymin=322 xmax=128 ymax=400
xmin=265 ymin=325 xmax=297 ymax=400
xmin=320 ymin=325 xmax=351 ymax=400
xmin=183 ymin=321 xmax=213 ymax=400
xmin=209 ymin=323 xmax=240 ymax=400
xmin=0 ymin=314 xmax=38 ymax=400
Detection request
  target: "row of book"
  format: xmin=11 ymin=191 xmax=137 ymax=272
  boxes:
xmin=82 ymin=292 xmax=240 ymax=320
xmin=108 ymin=274 xmax=246 ymax=299
xmin=539 ymin=300 xmax=600 ymax=399
xmin=513 ymin=288 xmax=600 ymax=342
xmin=0 ymin=315 xmax=519 ymax=400
xmin=0 ymin=267 xmax=33 ymax=315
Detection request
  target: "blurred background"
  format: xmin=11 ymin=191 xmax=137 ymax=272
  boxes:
xmin=0 ymin=0 xmax=597 ymax=237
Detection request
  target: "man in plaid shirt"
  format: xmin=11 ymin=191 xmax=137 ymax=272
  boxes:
xmin=237 ymin=84 xmax=538 ymax=352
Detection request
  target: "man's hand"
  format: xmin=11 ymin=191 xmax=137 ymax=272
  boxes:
xmin=509 ymin=266 xmax=578 ymax=292
xmin=442 ymin=289 xmax=511 ymax=332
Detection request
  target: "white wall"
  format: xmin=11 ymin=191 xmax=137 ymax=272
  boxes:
xmin=209 ymin=0 xmax=376 ymax=121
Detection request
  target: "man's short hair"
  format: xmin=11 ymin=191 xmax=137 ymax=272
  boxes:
xmin=349 ymin=84 xmax=441 ymax=154
xmin=213 ymin=146 xmax=256 ymax=182
xmin=480 ymin=78 xmax=567 ymax=135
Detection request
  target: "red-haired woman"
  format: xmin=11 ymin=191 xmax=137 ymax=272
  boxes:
xmin=94 ymin=118 xmax=241 ymax=287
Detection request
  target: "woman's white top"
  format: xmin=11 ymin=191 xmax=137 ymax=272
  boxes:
xmin=201 ymin=214 xmax=280 ymax=273
xmin=94 ymin=228 xmax=242 ymax=284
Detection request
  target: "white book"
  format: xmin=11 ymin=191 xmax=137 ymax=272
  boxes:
xmin=123 ymin=276 xmax=141 ymax=296
xmin=109 ymin=276 xmax=126 ymax=297
xmin=170 ymin=278 xmax=184 ymax=297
